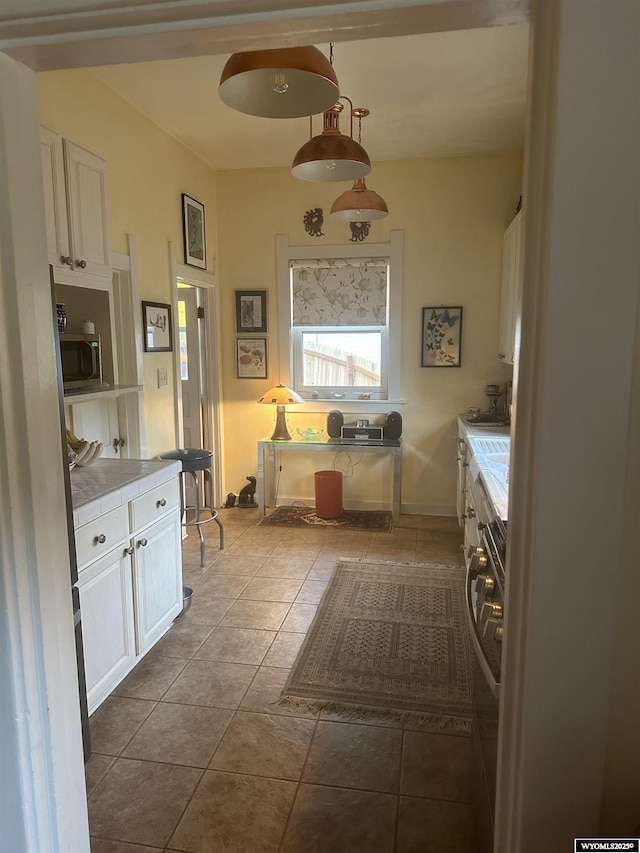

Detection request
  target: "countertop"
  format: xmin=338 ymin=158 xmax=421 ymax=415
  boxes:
xmin=457 ymin=416 xmax=511 ymax=521
xmin=70 ymin=458 xmax=181 ymax=527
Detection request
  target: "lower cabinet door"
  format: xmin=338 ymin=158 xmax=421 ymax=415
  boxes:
xmin=131 ymin=513 xmax=182 ymax=655
xmin=77 ymin=546 xmax=135 ymax=714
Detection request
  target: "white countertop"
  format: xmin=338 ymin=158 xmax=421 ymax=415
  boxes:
xmin=458 ymin=416 xmax=511 ymax=521
xmin=71 ymin=458 xmax=181 ymax=527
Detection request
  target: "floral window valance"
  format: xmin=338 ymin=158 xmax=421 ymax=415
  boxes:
xmin=290 ymin=257 xmax=389 ymax=327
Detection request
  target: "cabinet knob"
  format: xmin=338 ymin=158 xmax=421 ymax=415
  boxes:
xmin=498 ymin=353 xmax=506 ymax=360
xmin=125 ymin=546 xmax=135 ymax=556
xmin=157 ymin=498 xmax=167 ymax=507
xmin=60 ymin=255 xmax=73 ymax=266
xmin=137 ymin=538 xmax=148 ymax=548
xmin=76 ymin=259 xmax=87 ymax=269
xmin=465 ymin=506 xmax=476 ymax=519
xmin=94 ymin=534 xmax=107 ymax=545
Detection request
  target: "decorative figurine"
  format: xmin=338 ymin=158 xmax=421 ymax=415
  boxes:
xmin=223 ymin=492 xmax=236 ymax=508
xmin=237 ymin=476 xmax=258 ymax=508
xmin=303 ymin=208 xmax=324 ymax=237
xmin=349 ymin=221 xmax=370 ymax=242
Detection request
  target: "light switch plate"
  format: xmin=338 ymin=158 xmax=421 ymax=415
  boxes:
xmin=157 ymin=367 xmax=168 ymax=388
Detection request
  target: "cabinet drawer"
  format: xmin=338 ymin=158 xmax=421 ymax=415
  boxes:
xmin=129 ymin=479 xmax=180 ymax=533
xmin=76 ymin=504 xmax=127 ymax=569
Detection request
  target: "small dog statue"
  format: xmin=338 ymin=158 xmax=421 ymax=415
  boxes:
xmin=223 ymin=492 xmax=236 ymax=508
xmin=237 ymin=476 xmax=258 ymax=508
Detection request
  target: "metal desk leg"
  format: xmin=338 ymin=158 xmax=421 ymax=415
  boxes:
xmin=392 ymin=447 xmax=402 ymax=523
xmin=267 ymin=447 xmax=276 ymax=510
xmin=257 ymin=444 xmax=265 ymax=519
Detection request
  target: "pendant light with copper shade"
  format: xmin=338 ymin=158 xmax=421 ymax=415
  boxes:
xmin=218 ymin=46 xmax=339 ymax=119
xmin=291 ymin=98 xmax=371 ymax=182
xmin=330 ymin=109 xmax=389 ymax=221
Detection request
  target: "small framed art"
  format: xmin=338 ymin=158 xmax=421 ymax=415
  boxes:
xmin=182 ymin=193 xmax=206 ymax=269
xmin=236 ymin=337 xmax=267 ymax=379
xmin=421 ymin=306 xmax=463 ymax=367
xmin=236 ymin=290 xmax=267 ymax=333
xmin=143 ymin=301 xmax=173 ymax=352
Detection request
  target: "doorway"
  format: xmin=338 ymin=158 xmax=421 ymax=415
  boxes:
xmin=171 ymin=251 xmax=225 ymax=514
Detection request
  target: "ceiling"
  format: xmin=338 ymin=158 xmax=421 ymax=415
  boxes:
xmin=86 ymin=24 xmax=530 ymax=172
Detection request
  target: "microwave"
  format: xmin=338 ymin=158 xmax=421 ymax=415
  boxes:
xmin=60 ymin=334 xmax=106 ymax=391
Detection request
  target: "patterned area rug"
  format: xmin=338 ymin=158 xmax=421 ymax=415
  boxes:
xmin=259 ymin=506 xmax=393 ymax=531
xmin=279 ymin=559 xmax=472 ymax=732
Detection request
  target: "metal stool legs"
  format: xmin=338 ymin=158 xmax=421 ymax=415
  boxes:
xmin=181 ymin=468 xmax=224 ymax=568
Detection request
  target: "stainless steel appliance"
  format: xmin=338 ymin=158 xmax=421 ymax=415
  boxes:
xmin=465 ymin=475 xmax=506 ymax=853
xmin=59 ymin=332 xmax=106 ymax=391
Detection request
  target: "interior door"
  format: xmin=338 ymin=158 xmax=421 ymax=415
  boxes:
xmin=178 ymin=285 xmax=203 ymax=512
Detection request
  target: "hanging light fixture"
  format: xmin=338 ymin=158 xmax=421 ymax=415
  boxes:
xmin=291 ymin=98 xmax=371 ymax=182
xmin=330 ymin=108 xmax=389 ymax=220
xmin=218 ymin=46 xmax=339 ymax=119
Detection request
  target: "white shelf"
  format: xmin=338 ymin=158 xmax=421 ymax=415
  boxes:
xmin=64 ymin=384 xmax=142 ymax=404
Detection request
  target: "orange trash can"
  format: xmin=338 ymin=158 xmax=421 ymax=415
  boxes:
xmin=314 ymin=470 xmax=343 ymax=519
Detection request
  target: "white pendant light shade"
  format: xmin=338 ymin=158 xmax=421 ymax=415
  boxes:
xmin=219 ymin=46 xmax=339 ymax=119
xmin=330 ymin=178 xmax=389 ymax=221
xmin=291 ymin=105 xmax=371 ymax=182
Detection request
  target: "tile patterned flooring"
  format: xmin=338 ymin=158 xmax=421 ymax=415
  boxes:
xmin=86 ymin=510 xmax=478 ymax=853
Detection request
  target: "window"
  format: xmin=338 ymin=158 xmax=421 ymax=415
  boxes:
xmin=277 ymin=232 xmax=403 ymax=402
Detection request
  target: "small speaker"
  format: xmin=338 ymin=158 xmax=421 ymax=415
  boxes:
xmin=327 ymin=409 xmax=344 ymax=438
xmin=385 ymin=411 xmax=403 ymax=440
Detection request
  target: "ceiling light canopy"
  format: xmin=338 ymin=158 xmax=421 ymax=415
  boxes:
xmin=219 ymin=46 xmax=339 ymax=119
xmin=330 ymin=178 xmax=389 ymax=221
xmin=291 ymin=102 xmax=371 ymax=183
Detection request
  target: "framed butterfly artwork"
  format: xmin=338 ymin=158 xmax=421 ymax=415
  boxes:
xmin=421 ymin=306 xmax=463 ymax=367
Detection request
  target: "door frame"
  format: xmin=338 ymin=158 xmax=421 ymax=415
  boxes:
xmin=169 ymin=242 xmax=225 ymax=508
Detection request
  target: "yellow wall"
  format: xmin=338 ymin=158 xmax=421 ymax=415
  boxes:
xmin=217 ymin=153 xmax=522 ymax=512
xmin=37 ymin=69 xmax=219 ymax=456
xmin=37 ymin=67 xmax=521 ymax=512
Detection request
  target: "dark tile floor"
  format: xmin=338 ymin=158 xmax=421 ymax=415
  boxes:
xmin=86 ymin=509 xmax=478 ymax=853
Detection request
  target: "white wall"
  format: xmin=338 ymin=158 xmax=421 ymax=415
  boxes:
xmin=497 ymin=1 xmax=640 ymax=848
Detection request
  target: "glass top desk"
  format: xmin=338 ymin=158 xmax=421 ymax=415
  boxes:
xmin=256 ymin=436 xmax=402 ymax=523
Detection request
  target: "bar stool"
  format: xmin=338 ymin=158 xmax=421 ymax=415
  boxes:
xmin=159 ymin=448 xmax=224 ymax=567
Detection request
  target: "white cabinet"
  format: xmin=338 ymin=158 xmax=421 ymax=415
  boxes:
xmin=66 ymin=396 xmax=121 ymax=459
xmin=498 ymin=210 xmax=524 ymax=365
xmin=129 ymin=480 xmax=182 ymax=654
xmin=131 ymin=514 xmax=182 ymax=654
xmin=74 ymin=474 xmax=181 ymax=713
xmin=76 ymin=545 xmax=136 ymax=714
xmin=456 ymin=430 xmax=469 ymax=526
xmin=40 ymin=125 xmax=111 ymax=282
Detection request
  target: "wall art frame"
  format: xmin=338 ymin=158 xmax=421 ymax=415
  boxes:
xmin=182 ymin=193 xmax=206 ymax=269
xmin=235 ymin=290 xmax=267 ymax=333
xmin=421 ymin=305 xmax=463 ymax=368
xmin=142 ymin=301 xmax=173 ymax=352
xmin=236 ymin=337 xmax=267 ymax=379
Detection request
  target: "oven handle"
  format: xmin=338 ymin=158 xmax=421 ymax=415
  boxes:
xmin=465 ymin=566 xmax=501 ymax=700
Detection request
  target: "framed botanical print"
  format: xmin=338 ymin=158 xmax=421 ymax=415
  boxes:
xmin=182 ymin=193 xmax=206 ymax=269
xmin=236 ymin=337 xmax=267 ymax=379
xmin=235 ymin=290 xmax=267 ymax=333
xmin=421 ymin=306 xmax=463 ymax=367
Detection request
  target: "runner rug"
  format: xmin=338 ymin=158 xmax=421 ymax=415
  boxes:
xmin=279 ymin=559 xmax=472 ymax=732
xmin=259 ymin=506 xmax=393 ymax=531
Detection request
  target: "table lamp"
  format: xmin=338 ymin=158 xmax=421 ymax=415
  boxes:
xmin=257 ymin=384 xmax=304 ymax=440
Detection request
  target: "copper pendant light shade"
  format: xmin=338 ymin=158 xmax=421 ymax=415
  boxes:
xmin=219 ymin=46 xmax=339 ymax=119
xmin=291 ymin=104 xmax=371 ymax=182
xmin=330 ymin=178 xmax=389 ymax=221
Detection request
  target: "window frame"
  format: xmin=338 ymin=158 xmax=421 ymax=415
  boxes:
xmin=276 ymin=231 xmax=403 ymax=404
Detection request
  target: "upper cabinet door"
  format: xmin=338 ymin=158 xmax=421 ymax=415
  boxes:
xmin=64 ymin=139 xmax=111 ymax=278
xmin=498 ymin=210 xmax=524 ymax=365
xmin=40 ymin=126 xmax=71 ymax=267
